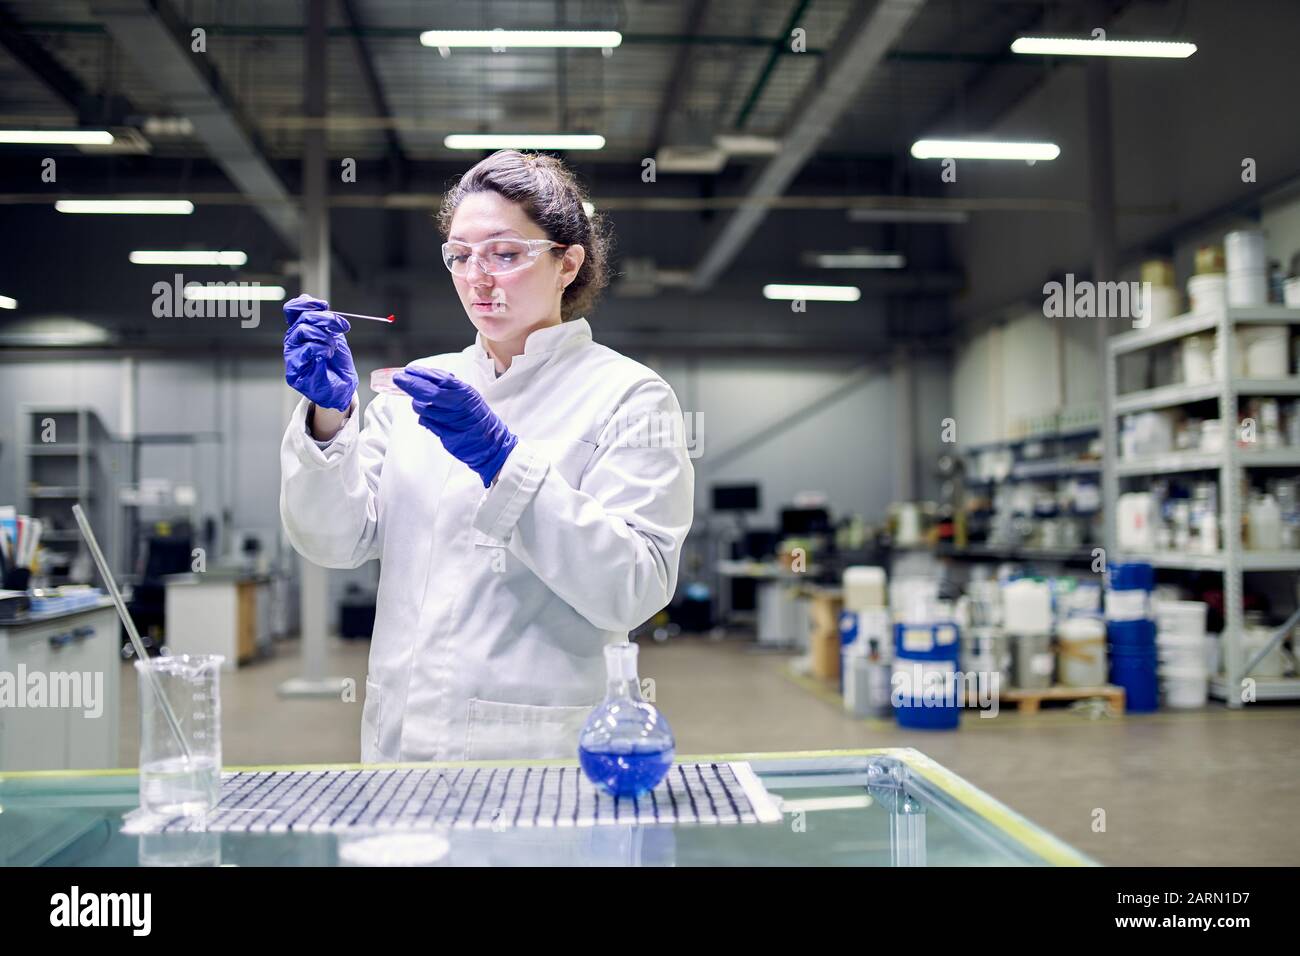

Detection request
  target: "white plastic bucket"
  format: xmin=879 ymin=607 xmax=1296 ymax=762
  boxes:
xmin=1157 ymin=631 xmax=1208 ymax=670
xmin=1187 ymin=273 xmax=1226 ymax=314
xmin=1240 ymin=325 xmax=1289 ymax=378
xmin=1155 ymin=600 xmax=1208 ymax=640
xmin=1161 ymin=665 xmax=1208 ymax=708
xmin=1138 ymin=285 xmax=1179 ymax=325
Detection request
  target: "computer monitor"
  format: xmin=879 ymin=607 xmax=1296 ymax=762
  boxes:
xmin=712 ymin=484 xmax=760 ymax=512
xmin=780 ymin=507 xmax=831 ymax=537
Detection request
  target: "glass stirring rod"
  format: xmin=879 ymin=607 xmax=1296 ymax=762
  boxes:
xmin=72 ymin=503 xmax=193 ymax=762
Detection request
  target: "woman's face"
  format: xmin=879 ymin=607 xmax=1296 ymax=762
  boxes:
xmin=446 ymin=190 xmax=584 ymax=345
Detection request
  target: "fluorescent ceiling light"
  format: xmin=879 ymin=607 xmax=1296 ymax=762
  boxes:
xmin=654 ymin=145 xmax=727 ymax=174
xmin=182 ymin=285 xmax=285 ymax=301
xmin=0 ymin=316 xmax=112 ymax=347
xmin=911 ymin=139 xmax=1060 ymax=161
xmin=55 ymin=199 xmax=194 ymax=214
xmin=420 ymin=30 xmax=622 ymax=49
xmin=0 ymin=129 xmax=114 ymax=145
xmin=848 ymin=208 xmax=969 ymax=224
xmin=1011 ymin=36 xmax=1196 ymax=58
xmin=581 ymin=201 xmax=595 ymax=217
xmin=0 ymin=295 xmax=16 ymax=309
xmin=812 ymin=252 xmax=906 ymax=269
xmin=130 ymin=250 xmax=247 ymax=266
xmin=763 ymin=284 xmax=861 ymax=302
xmin=444 ymin=133 xmax=605 ymax=150
xmin=714 ymin=133 xmax=781 ymax=156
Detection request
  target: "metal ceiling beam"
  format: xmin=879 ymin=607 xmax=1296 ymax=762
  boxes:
xmin=338 ymin=0 xmax=406 ymax=171
xmin=733 ymin=0 xmax=814 ymax=129
xmin=0 ymin=3 xmax=133 ymax=121
xmin=0 ymin=189 xmax=1174 ymax=216
xmin=649 ymin=0 xmax=709 ymax=152
xmin=909 ymin=0 xmax=1133 ymax=141
xmin=89 ymin=0 xmax=302 ymax=250
xmin=690 ymin=0 xmax=927 ymax=291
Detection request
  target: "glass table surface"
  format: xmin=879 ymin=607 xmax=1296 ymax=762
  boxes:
xmin=0 ymin=748 xmax=1093 ymax=867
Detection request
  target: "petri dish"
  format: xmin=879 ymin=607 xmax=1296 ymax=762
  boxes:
xmin=370 ymin=367 xmax=405 ymax=394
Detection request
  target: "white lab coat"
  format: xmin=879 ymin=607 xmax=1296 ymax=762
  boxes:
xmin=280 ymin=318 xmax=694 ymax=763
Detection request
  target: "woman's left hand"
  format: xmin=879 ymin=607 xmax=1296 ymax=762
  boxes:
xmin=394 ymin=366 xmax=518 ymax=487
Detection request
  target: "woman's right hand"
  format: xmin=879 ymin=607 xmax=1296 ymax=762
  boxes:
xmin=283 ymin=293 xmax=358 ymax=412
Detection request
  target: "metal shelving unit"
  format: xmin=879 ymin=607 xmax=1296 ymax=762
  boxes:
xmin=15 ymin=405 xmax=124 ymax=583
xmin=934 ymin=543 xmax=1096 ymax=563
xmin=1104 ymin=305 xmax=1300 ymax=707
xmin=957 ymin=422 xmax=1102 ymax=558
xmin=1116 ymin=448 xmax=1300 ymax=477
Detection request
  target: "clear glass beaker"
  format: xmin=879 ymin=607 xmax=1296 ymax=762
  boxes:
xmin=135 ymin=653 xmax=224 ymax=818
xmin=578 ymin=642 xmax=675 ymax=798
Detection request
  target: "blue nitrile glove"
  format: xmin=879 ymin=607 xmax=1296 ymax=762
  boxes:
xmin=283 ymin=294 xmax=358 ymax=411
xmin=394 ymin=366 xmax=518 ymax=487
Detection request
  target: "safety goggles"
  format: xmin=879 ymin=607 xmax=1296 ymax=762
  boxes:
xmin=440 ymin=238 xmax=567 ymax=277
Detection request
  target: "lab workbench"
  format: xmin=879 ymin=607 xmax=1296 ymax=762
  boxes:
xmin=0 ymin=749 xmax=1092 ymax=866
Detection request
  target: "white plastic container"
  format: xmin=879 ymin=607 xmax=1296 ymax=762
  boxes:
xmin=1154 ymin=599 xmax=1208 ymax=640
xmin=1248 ymin=494 xmax=1282 ymax=551
xmin=1117 ymin=492 xmax=1157 ymax=551
xmin=1199 ymin=419 xmax=1224 ymax=453
xmin=1187 ymin=273 xmax=1226 ymax=314
xmin=1161 ymin=665 xmax=1208 ymax=708
xmin=891 ymin=577 xmax=940 ymax=625
xmin=1138 ymin=285 xmax=1178 ymax=325
xmin=1121 ymin=410 xmax=1176 ymax=458
xmin=1284 ymin=276 xmax=1300 ymax=307
xmin=842 ymin=566 xmax=886 ymax=613
xmin=1227 ymin=269 xmax=1268 ymax=307
xmin=1242 ymin=624 xmax=1286 ymax=677
xmin=1225 ymin=229 xmax=1268 ymax=274
xmin=1058 ymin=617 xmax=1107 ymax=687
xmin=895 ymin=502 xmax=922 ymax=546
xmin=1239 ymin=325 xmax=1289 ymax=378
xmin=1181 ymin=335 xmax=1215 ymax=384
xmin=1157 ymin=631 xmax=1209 ymax=669
xmin=1002 ymin=579 xmax=1053 ymax=636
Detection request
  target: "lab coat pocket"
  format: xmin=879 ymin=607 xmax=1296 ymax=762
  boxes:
xmin=532 ymin=438 xmax=597 ymax=489
xmin=362 ymin=676 xmax=383 ymax=757
xmin=465 ymin=697 xmax=594 ymax=761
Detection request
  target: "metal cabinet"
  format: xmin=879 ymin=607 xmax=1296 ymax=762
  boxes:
xmin=0 ymin=605 xmax=120 ymax=771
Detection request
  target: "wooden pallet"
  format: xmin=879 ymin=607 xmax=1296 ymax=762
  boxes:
xmin=998 ymin=684 xmax=1125 ymax=714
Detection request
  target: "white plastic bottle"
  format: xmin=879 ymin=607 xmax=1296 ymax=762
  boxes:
xmin=1248 ymin=494 xmax=1282 ymax=551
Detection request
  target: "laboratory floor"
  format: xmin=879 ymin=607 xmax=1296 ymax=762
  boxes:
xmin=117 ymin=634 xmax=1300 ymax=866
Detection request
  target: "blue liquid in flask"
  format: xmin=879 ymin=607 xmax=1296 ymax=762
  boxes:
xmin=578 ymin=642 xmax=675 ymax=798
xmin=578 ymin=745 xmax=675 ymax=798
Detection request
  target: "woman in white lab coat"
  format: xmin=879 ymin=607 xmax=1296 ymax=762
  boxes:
xmin=280 ymin=150 xmax=695 ymax=762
